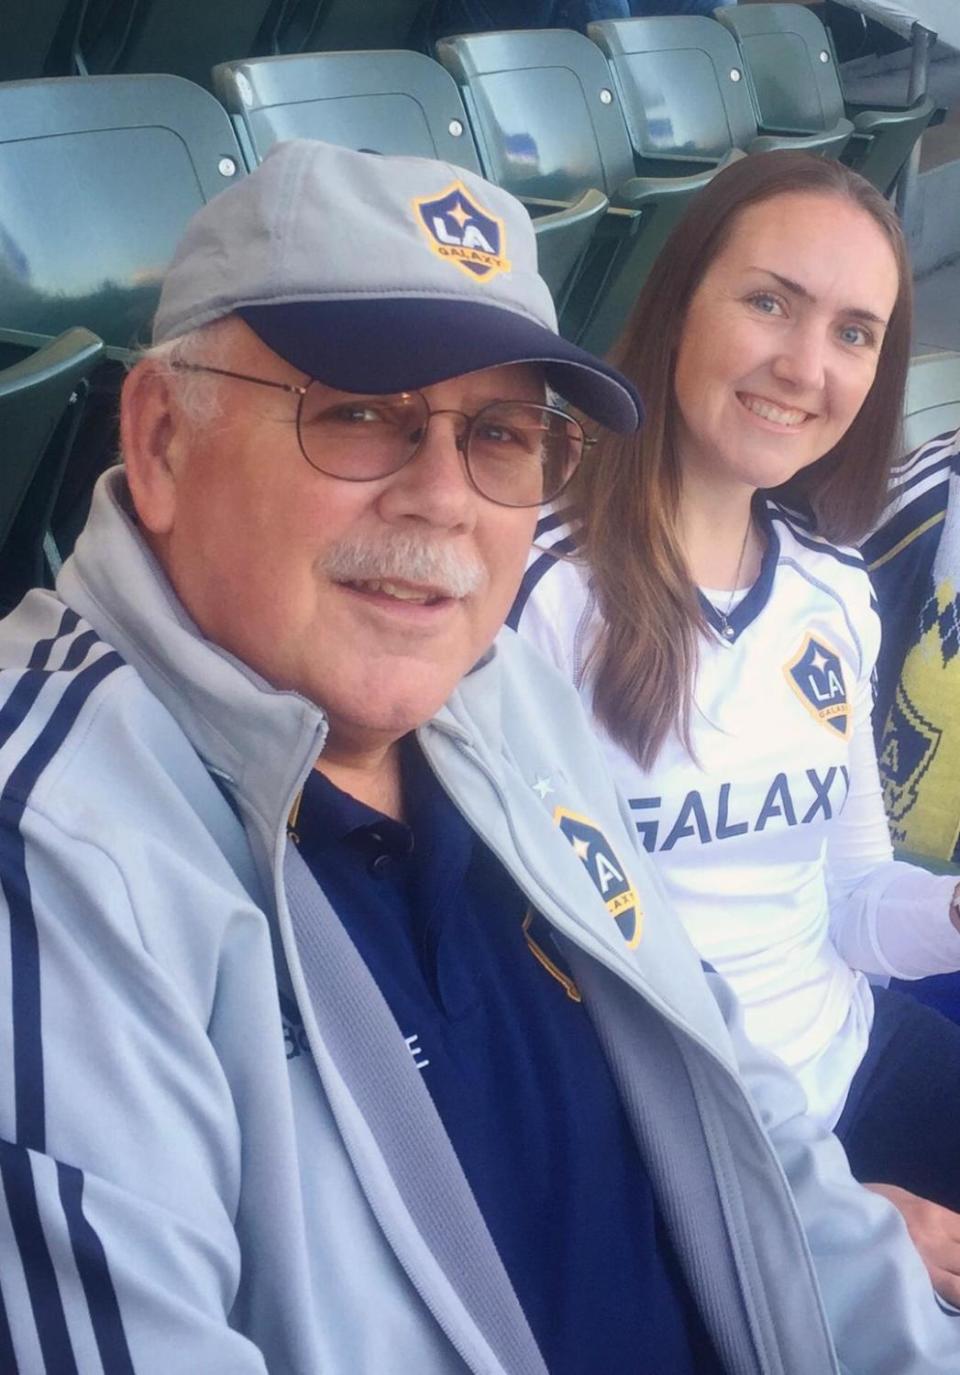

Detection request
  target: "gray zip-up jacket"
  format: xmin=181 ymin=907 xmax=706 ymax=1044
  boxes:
xmin=0 ymin=467 xmax=956 ymax=1375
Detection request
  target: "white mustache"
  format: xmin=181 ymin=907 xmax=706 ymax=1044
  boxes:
xmin=321 ymin=532 xmax=486 ymax=599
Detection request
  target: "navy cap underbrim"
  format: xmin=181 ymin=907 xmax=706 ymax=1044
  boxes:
xmin=237 ymin=300 xmax=643 ymax=434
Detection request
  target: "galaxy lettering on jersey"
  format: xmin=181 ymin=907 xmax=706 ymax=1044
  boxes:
xmin=629 ymin=766 xmax=851 ymax=852
xmin=554 ymin=806 xmax=643 ymax=947
xmin=784 ymin=633 xmax=851 ymax=737
xmin=412 ymin=181 xmax=510 ymax=281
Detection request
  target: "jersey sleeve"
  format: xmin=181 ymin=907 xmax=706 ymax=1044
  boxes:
xmin=0 ymin=802 xmax=270 ymax=1374
xmin=824 ymin=587 xmax=960 ymax=979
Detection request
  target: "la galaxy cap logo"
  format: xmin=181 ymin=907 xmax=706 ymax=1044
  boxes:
xmin=554 ymin=807 xmax=643 ymax=948
xmin=784 ymin=633 xmax=850 ymax=737
xmin=412 ymin=180 xmax=510 ymax=282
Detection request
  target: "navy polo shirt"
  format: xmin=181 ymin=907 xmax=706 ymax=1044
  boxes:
xmin=295 ymin=742 xmax=724 ymax=1375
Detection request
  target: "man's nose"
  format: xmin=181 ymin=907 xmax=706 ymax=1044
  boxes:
xmin=378 ymin=411 xmax=477 ymax=528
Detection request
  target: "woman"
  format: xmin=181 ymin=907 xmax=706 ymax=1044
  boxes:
xmin=512 ymin=151 xmax=960 ymax=1292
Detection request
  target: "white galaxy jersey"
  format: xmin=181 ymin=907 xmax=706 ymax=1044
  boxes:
xmin=512 ymin=500 xmax=960 ymax=1128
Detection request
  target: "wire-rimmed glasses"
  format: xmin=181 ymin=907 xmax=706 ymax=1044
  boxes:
xmin=169 ymin=363 xmax=590 ymax=508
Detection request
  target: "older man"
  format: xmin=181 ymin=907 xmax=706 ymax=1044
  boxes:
xmin=0 ymin=140 xmax=956 ymax=1375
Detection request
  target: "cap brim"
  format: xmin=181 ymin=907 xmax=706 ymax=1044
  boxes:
xmin=237 ymin=300 xmax=643 ymax=433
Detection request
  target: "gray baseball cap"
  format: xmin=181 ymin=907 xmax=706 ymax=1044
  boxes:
xmin=153 ymin=139 xmax=642 ymax=432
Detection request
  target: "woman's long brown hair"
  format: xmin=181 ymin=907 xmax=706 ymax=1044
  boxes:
xmin=568 ymin=151 xmax=913 ymax=770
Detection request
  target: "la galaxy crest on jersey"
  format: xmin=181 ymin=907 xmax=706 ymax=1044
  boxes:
xmin=784 ymin=633 xmax=851 ymax=738
xmin=553 ymin=806 xmax=643 ymax=948
xmin=413 ymin=181 xmax=510 ymax=281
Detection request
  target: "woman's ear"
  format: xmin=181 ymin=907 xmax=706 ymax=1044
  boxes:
xmin=119 ymin=363 xmax=183 ymax=536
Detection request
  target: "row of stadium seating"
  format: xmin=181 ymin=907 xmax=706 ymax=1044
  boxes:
xmin=0 ymin=10 xmax=938 ymax=365
xmin=0 ymin=6 xmax=940 ymax=607
xmin=1 ymin=0 xmax=436 ymax=86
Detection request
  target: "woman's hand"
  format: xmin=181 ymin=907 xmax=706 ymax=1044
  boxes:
xmin=865 ymin=1182 xmax=960 ymax=1306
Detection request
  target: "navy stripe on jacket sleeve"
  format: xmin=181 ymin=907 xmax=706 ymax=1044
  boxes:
xmin=0 ymin=615 xmax=131 ymax=1373
xmin=0 ymin=1268 xmax=18 ymax=1373
xmin=0 ymin=1140 xmax=79 ymax=1375
xmin=58 ymin=1163 xmax=136 ymax=1375
xmin=26 ymin=609 xmax=80 ymax=672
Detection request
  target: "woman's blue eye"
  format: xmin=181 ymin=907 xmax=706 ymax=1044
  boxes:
xmin=749 ymin=293 xmax=783 ymax=315
xmin=839 ymin=323 xmax=872 ymax=347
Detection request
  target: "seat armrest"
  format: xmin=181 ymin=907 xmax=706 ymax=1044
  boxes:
xmin=748 ymin=121 xmax=853 ymax=157
xmin=525 ymin=189 xmax=609 ymax=303
xmin=520 ymin=189 xmax=609 ymax=220
xmin=612 ymin=153 xmax=738 ymax=211
xmin=849 ymin=97 xmax=936 ymax=133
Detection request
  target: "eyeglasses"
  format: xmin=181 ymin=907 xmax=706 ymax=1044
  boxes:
xmin=169 ymin=363 xmax=591 ymax=508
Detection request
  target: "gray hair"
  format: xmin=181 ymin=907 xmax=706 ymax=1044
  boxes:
xmin=133 ymin=317 xmax=236 ymax=426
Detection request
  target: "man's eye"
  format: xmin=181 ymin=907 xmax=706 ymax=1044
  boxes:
xmin=477 ymin=423 xmax=517 ymax=444
xmin=476 ymin=423 xmax=540 ymax=455
xmin=331 ymin=405 xmax=384 ymax=424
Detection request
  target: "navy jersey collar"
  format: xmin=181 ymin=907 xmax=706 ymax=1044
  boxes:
xmin=698 ymin=499 xmax=780 ymax=643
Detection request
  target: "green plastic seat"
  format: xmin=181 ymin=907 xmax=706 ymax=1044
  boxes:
xmin=904 ymin=352 xmax=960 ymax=455
xmin=75 ymin=0 xmax=280 ymax=88
xmin=0 ymin=327 xmax=104 ymax=608
xmin=0 ymin=74 xmax=245 ymax=358
xmin=274 ymin=0 xmax=434 ymax=53
xmin=215 ymin=48 xmax=483 ymax=169
xmin=435 ymin=26 xmax=723 ymax=356
xmin=715 ymin=3 xmax=935 ymax=195
xmin=0 ymin=0 xmax=88 ymax=80
xmin=588 ymin=15 xmax=853 ymax=174
xmin=213 ymin=48 xmax=607 ymax=307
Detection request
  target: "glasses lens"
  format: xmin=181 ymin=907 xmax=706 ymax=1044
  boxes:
xmin=297 ymin=387 xmax=427 ymax=479
xmin=467 ymin=403 xmax=584 ymax=507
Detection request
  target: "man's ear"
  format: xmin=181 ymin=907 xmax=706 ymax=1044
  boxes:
xmin=120 ymin=363 xmax=184 ymax=536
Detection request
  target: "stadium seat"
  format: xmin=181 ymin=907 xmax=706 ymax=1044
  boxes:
xmin=714 ymin=3 xmax=935 ymax=195
xmin=75 ymin=0 xmax=280 ymax=89
xmin=0 ymin=0 xmax=87 ymax=81
xmin=587 ymin=15 xmax=852 ymax=174
xmin=0 ymin=328 xmax=103 ymax=609
xmin=214 ymin=49 xmax=484 ymax=170
xmin=0 ymin=74 xmax=245 ymax=357
xmin=212 ymin=49 xmax=608 ymax=307
xmin=435 ymin=27 xmax=723 ymax=357
xmin=904 ymin=352 xmax=960 ymax=454
xmin=273 ymin=0 xmax=436 ymax=53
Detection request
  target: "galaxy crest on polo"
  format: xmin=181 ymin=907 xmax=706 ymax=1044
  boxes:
xmin=413 ymin=181 xmax=510 ymax=281
xmin=785 ymin=633 xmax=851 ymax=737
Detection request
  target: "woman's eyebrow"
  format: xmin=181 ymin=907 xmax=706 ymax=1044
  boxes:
xmin=747 ymin=268 xmax=888 ymax=326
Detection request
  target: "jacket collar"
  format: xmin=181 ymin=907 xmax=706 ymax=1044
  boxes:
xmin=58 ymin=468 xmax=328 ymax=844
